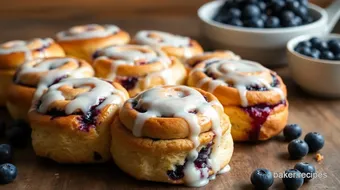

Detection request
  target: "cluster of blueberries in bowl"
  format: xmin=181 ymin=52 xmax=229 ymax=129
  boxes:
xmin=213 ymin=0 xmax=315 ymax=28
xmin=295 ymin=37 xmax=340 ymax=60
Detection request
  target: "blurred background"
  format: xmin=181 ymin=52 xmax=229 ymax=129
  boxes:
xmin=0 ymin=0 xmax=338 ymax=41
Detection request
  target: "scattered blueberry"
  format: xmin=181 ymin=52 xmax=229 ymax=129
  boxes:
xmin=0 ymin=163 xmax=17 ymax=184
xmin=0 ymin=144 xmax=12 ymax=164
xmin=283 ymin=124 xmax=302 ymax=141
xmin=282 ymin=169 xmax=304 ymax=189
xmin=288 ymin=139 xmax=309 ymax=159
xmin=294 ymin=162 xmax=316 ymax=182
xmin=304 ymin=132 xmax=325 ymax=152
xmin=250 ymin=168 xmax=274 ymax=189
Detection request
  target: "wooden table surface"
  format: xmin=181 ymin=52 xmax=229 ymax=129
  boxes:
xmin=1 ymin=1 xmax=340 ymax=189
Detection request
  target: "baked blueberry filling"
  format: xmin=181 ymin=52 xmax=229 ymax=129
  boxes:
xmin=167 ymin=142 xmax=213 ymax=180
xmin=118 ymin=77 xmax=138 ymax=90
xmin=243 ymin=101 xmax=286 ymax=140
xmin=92 ymin=51 xmax=101 ymax=60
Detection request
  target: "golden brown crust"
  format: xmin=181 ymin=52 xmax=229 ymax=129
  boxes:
xmin=56 ymin=25 xmax=130 ymax=62
xmin=29 ymin=81 xmax=129 ymax=163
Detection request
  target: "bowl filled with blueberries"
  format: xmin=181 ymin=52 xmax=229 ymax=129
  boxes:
xmin=287 ymin=34 xmax=340 ymax=97
xmin=198 ymin=0 xmax=340 ymax=67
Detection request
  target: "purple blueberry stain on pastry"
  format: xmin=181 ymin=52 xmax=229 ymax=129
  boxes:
xmin=118 ymin=77 xmax=138 ymax=91
xmin=167 ymin=142 xmax=213 ymax=180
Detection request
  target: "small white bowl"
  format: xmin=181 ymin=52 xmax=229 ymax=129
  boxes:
xmin=198 ymin=0 xmax=340 ymax=67
xmin=287 ymin=34 xmax=340 ymax=97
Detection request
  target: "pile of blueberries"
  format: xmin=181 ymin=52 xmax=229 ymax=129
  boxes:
xmin=250 ymin=124 xmax=325 ymax=189
xmin=0 ymin=120 xmax=31 ymax=184
xmin=295 ymin=37 xmax=340 ymax=60
xmin=214 ymin=0 xmax=315 ymax=28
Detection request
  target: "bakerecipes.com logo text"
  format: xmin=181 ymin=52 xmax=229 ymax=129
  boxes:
xmin=273 ymin=172 xmax=328 ymax=179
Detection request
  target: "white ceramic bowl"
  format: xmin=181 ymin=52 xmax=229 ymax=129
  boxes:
xmin=287 ymin=33 xmax=340 ymax=97
xmin=198 ymin=0 xmax=340 ymax=67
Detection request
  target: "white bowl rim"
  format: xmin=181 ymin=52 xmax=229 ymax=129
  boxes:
xmin=287 ymin=33 xmax=340 ymax=65
xmin=198 ymin=0 xmax=328 ymax=34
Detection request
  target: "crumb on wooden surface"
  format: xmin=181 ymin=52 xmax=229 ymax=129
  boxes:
xmin=315 ymin=153 xmax=324 ymax=162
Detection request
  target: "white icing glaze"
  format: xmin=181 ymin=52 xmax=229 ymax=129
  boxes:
xmin=37 ymin=77 xmax=127 ymax=114
xmin=130 ymin=86 xmax=224 ymax=187
xmin=193 ymin=59 xmax=285 ymax=107
xmin=56 ymin=24 xmax=120 ymax=41
xmin=218 ymin=164 xmax=231 ymax=174
xmin=93 ymin=45 xmax=171 ymax=81
xmin=0 ymin=38 xmax=53 ymax=61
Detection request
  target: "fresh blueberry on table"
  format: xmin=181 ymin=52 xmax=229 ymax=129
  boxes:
xmin=282 ymin=169 xmax=304 ymax=189
xmin=0 ymin=144 xmax=12 ymax=164
xmin=250 ymin=168 xmax=274 ymax=189
xmin=294 ymin=162 xmax=316 ymax=182
xmin=0 ymin=163 xmax=17 ymax=184
xmin=283 ymin=124 xmax=302 ymax=141
xmin=304 ymin=132 xmax=325 ymax=152
xmin=288 ymin=139 xmax=309 ymax=159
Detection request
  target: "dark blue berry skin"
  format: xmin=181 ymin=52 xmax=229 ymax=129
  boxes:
xmin=303 ymin=16 xmax=314 ymax=24
xmin=265 ymin=16 xmax=280 ymax=28
xmin=297 ymin=41 xmax=312 ymax=48
xmin=328 ymin=39 xmax=340 ymax=54
xmin=283 ymin=124 xmax=302 ymax=141
xmin=282 ymin=169 xmax=304 ymax=190
xmin=294 ymin=162 xmax=316 ymax=181
xmin=288 ymin=139 xmax=309 ymax=159
xmin=261 ymin=14 xmax=268 ymax=21
xmin=286 ymin=0 xmax=300 ymax=12
xmin=304 ymin=132 xmax=325 ymax=152
xmin=320 ymin=50 xmax=335 ymax=60
xmin=281 ymin=10 xmax=295 ymax=22
xmin=227 ymin=8 xmax=242 ymax=19
xmin=296 ymin=46 xmax=311 ymax=56
xmin=0 ymin=144 xmax=12 ymax=164
xmin=214 ymin=15 xmax=230 ymax=23
xmin=295 ymin=6 xmax=308 ymax=18
xmin=317 ymin=41 xmax=329 ymax=51
xmin=310 ymin=49 xmax=321 ymax=59
xmin=228 ymin=19 xmax=244 ymax=27
xmin=0 ymin=163 xmax=17 ymax=184
xmin=310 ymin=37 xmax=323 ymax=48
xmin=258 ymin=1 xmax=266 ymax=11
xmin=299 ymin=0 xmax=308 ymax=7
xmin=250 ymin=168 xmax=274 ymax=189
xmin=243 ymin=4 xmax=261 ymax=19
xmin=335 ymin=54 xmax=340 ymax=60
xmin=246 ymin=18 xmax=264 ymax=28
xmin=271 ymin=0 xmax=286 ymax=13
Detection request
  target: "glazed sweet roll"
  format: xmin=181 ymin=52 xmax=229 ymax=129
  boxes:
xmin=7 ymin=57 xmax=94 ymax=121
xmin=56 ymin=24 xmax=130 ymax=62
xmin=29 ymin=77 xmax=129 ymax=163
xmin=93 ymin=45 xmax=187 ymax=97
xmin=133 ymin=30 xmax=203 ymax=61
xmin=111 ymin=85 xmax=233 ymax=186
xmin=0 ymin=38 xmax=65 ymax=106
xmin=188 ymin=58 xmax=288 ymax=141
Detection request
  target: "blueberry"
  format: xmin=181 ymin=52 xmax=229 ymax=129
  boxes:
xmin=297 ymin=41 xmax=312 ymax=48
xmin=335 ymin=54 xmax=340 ymax=60
xmin=286 ymin=0 xmax=300 ymax=12
xmin=288 ymin=139 xmax=309 ymax=159
xmin=227 ymin=19 xmax=244 ymax=27
xmin=5 ymin=126 xmax=29 ymax=148
xmin=0 ymin=144 xmax=12 ymax=164
xmin=282 ymin=169 xmax=304 ymax=189
xmin=304 ymin=132 xmax=325 ymax=152
xmin=227 ymin=8 xmax=242 ymax=19
xmin=285 ymin=16 xmax=302 ymax=27
xmin=214 ymin=15 xmax=231 ymax=23
xmin=296 ymin=46 xmax=311 ymax=56
xmin=0 ymin=163 xmax=17 ymax=184
xmin=310 ymin=49 xmax=321 ymax=59
xmin=250 ymin=168 xmax=274 ymax=189
xmin=281 ymin=10 xmax=295 ymax=24
xmin=328 ymin=39 xmax=340 ymax=54
xmin=261 ymin=14 xmax=268 ymax=21
xmin=303 ymin=16 xmax=314 ymax=24
xmin=320 ymin=50 xmax=335 ymax=60
xmin=246 ymin=18 xmax=264 ymax=28
xmin=243 ymin=4 xmax=261 ymax=18
xmin=295 ymin=6 xmax=308 ymax=18
xmin=299 ymin=0 xmax=308 ymax=7
xmin=310 ymin=37 xmax=322 ymax=48
xmin=257 ymin=1 xmax=266 ymax=11
xmin=283 ymin=124 xmax=302 ymax=141
xmin=270 ymin=0 xmax=286 ymax=13
xmin=294 ymin=162 xmax=316 ymax=181
xmin=265 ymin=16 xmax=280 ymax=28
xmin=317 ymin=41 xmax=329 ymax=51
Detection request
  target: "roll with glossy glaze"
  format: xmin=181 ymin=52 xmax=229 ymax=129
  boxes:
xmin=111 ymin=85 xmax=233 ymax=187
xmin=93 ymin=44 xmax=187 ymax=97
xmin=132 ymin=30 xmax=203 ymax=62
xmin=188 ymin=58 xmax=288 ymax=141
xmin=0 ymin=38 xmax=65 ymax=106
xmin=7 ymin=57 xmax=94 ymax=121
xmin=29 ymin=77 xmax=129 ymax=163
xmin=56 ymin=24 xmax=130 ymax=62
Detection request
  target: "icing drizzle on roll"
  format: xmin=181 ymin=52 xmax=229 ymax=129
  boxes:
xmin=131 ymin=85 xmax=223 ymax=187
xmin=37 ymin=77 xmax=127 ymax=114
xmin=193 ymin=59 xmax=284 ymax=107
xmin=93 ymin=45 xmax=171 ymax=81
xmin=56 ymin=24 xmax=120 ymax=41
xmin=0 ymin=38 xmax=53 ymax=60
xmin=135 ymin=30 xmax=193 ymax=58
